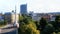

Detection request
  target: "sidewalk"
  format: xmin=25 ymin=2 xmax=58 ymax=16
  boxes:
xmin=0 ymin=24 xmax=13 ymax=28
xmin=0 ymin=28 xmax=17 ymax=33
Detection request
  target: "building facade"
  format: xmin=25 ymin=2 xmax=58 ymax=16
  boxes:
xmin=32 ymin=13 xmax=51 ymax=21
xmin=0 ymin=13 xmax=4 ymax=21
xmin=20 ymin=4 xmax=27 ymax=15
xmin=4 ymin=12 xmax=19 ymax=24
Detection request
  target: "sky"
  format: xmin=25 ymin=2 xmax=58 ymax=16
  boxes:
xmin=0 ymin=0 xmax=60 ymax=13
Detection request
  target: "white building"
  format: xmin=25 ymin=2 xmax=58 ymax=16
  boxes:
xmin=4 ymin=12 xmax=19 ymax=24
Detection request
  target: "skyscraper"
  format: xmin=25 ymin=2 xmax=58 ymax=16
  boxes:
xmin=20 ymin=4 xmax=27 ymax=15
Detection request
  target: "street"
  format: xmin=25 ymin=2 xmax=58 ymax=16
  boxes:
xmin=0 ymin=28 xmax=18 ymax=34
xmin=0 ymin=24 xmax=18 ymax=34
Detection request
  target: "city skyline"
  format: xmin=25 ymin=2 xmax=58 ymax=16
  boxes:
xmin=0 ymin=0 xmax=60 ymax=13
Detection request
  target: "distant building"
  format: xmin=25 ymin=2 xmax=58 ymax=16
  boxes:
xmin=50 ymin=15 xmax=56 ymax=21
xmin=32 ymin=13 xmax=42 ymax=21
xmin=0 ymin=13 xmax=4 ymax=21
xmin=4 ymin=12 xmax=11 ymax=24
xmin=30 ymin=12 xmax=60 ymax=21
xmin=32 ymin=13 xmax=51 ymax=21
xmin=20 ymin=4 xmax=27 ymax=15
xmin=28 ymin=11 xmax=33 ymax=17
xmin=4 ymin=12 xmax=19 ymax=24
xmin=42 ymin=14 xmax=51 ymax=21
xmin=11 ymin=13 xmax=19 ymax=24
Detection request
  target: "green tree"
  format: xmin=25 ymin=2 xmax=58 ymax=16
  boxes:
xmin=18 ymin=15 xmax=40 ymax=34
xmin=54 ymin=15 xmax=60 ymax=33
xmin=0 ymin=20 xmax=7 ymax=26
xmin=42 ymin=24 xmax=55 ymax=34
xmin=0 ymin=20 xmax=4 ymax=25
xmin=39 ymin=17 xmax=47 ymax=31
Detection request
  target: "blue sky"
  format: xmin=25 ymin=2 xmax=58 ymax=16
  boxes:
xmin=0 ymin=0 xmax=60 ymax=13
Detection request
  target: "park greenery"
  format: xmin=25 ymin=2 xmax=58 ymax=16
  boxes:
xmin=18 ymin=15 xmax=40 ymax=34
xmin=0 ymin=20 xmax=7 ymax=27
xmin=0 ymin=14 xmax=60 ymax=34
xmin=18 ymin=15 xmax=60 ymax=34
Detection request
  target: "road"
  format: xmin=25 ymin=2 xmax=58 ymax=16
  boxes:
xmin=0 ymin=24 xmax=18 ymax=34
xmin=0 ymin=28 xmax=18 ymax=34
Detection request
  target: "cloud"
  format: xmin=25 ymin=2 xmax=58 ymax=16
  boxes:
xmin=0 ymin=0 xmax=60 ymax=13
xmin=26 ymin=0 xmax=60 ymax=13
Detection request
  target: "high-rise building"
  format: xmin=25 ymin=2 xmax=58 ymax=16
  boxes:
xmin=20 ymin=4 xmax=27 ymax=15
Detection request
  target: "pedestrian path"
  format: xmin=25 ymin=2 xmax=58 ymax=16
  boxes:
xmin=0 ymin=28 xmax=17 ymax=33
xmin=0 ymin=24 xmax=13 ymax=28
